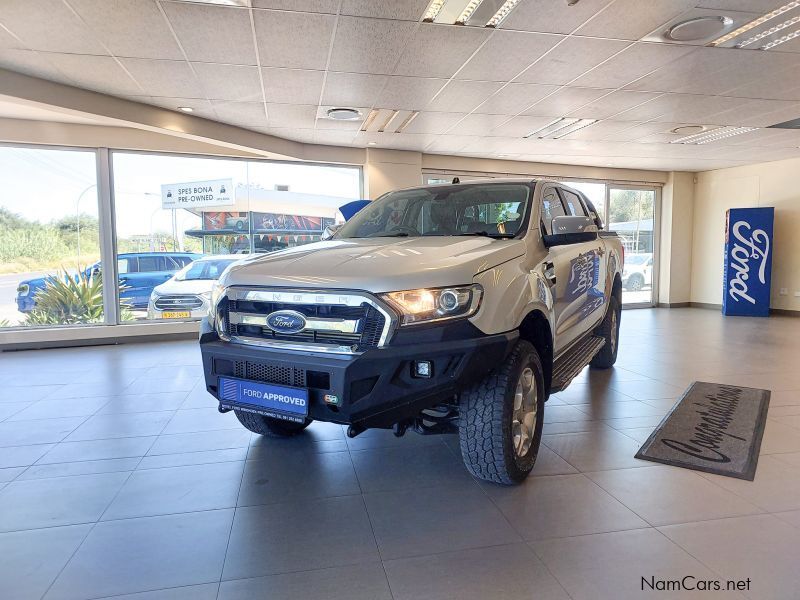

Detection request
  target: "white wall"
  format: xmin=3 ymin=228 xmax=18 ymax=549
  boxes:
xmin=659 ymin=172 xmax=695 ymax=305
xmin=692 ymin=157 xmax=800 ymax=312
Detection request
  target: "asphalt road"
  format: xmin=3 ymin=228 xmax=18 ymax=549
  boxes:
xmin=0 ymin=271 xmax=44 ymax=326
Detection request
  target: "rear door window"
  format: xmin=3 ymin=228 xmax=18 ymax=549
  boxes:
xmin=560 ymin=189 xmax=588 ymax=217
xmin=137 ymin=256 xmax=163 ymax=273
xmin=541 ymin=186 xmax=567 ymax=235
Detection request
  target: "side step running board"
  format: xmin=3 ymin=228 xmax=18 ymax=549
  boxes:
xmin=550 ymin=335 xmax=605 ymax=393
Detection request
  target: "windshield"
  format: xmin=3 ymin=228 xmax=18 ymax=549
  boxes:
xmin=175 ymin=258 xmax=237 ymax=281
xmin=336 ymin=183 xmax=532 ymax=239
xmin=625 ymin=254 xmax=651 ymax=266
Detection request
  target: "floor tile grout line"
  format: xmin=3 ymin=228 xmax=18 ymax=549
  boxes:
xmin=214 ymin=430 xmax=254 ymax=600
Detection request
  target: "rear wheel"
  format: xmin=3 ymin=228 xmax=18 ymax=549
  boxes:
xmin=590 ymin=294 xmax=621 ymax=369
xmin=459 ymin=340 xmax=545 ymax=485
xmin=626 ymin=274 xmax=644 ymax=291
xmin=234 ymin=410 xmax=312 ymax=437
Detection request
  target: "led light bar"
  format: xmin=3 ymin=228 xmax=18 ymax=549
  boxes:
xmin=736 ymin=14 xmax=800 ymax=47
xmin=486 ymin=0 xmax=522 ymax=28
xmin=709 ymin=0 xmax=800 ymax=46
xmin=761 ymin=27 xmax=800 ymax=49
xmin=377 ymin=110 xmax=400 ymax=133
xmin=360 ymin=109 xmax=379 ymax=132
xmin=423 ymin=0 xmax=447 ymax=22
xmin=550 ymin=119 xmax=599 ymax=139
xmin=524 ymin=118 xmax=579 ymax=139
xmin=671 ymin=126 xmax=757 ymax=144
xmin=456 ymin=0 xmax=485 ymax=24
xmin=394 ymin=111 xmax=420 ymax=133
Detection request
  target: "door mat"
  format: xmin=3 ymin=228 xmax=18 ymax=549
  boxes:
xmin=635 ymin=381 xmax=770 ymax=480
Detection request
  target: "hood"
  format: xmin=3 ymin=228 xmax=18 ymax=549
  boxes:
xmin=153 ymin=278 xmax=216 ymax=296
xmin=221 ymin=236 xmax=526 ymax=292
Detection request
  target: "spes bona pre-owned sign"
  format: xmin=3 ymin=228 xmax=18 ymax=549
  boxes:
xmin=161 ymin=178 xmax=235 ymax=209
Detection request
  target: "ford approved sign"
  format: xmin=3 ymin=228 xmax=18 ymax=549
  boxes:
xmin=722 ymin=207 xmax=774 ymax=317
xmin=219 ymin=377 xmax=308 ymax=423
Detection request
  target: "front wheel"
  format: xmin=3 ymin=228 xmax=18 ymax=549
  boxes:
xmin=458 ymin=340 xmax=545 ymax=485
xmin=234 ymin=410 xmax=312 ymax=437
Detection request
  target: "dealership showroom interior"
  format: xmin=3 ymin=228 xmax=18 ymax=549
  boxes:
xmin=4 ymin=0 xmax=800 ymax=599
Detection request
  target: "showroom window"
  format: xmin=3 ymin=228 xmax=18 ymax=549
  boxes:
xmin=0 ymin=146 xmax=102 ymax=330
xmin=111 ymin=152 xmax=361 ymax=323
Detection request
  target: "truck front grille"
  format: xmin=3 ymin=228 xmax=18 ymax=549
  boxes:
xmin=155 ymin=294 xmax=204 ymax=310
xmin=222 ymin=288 xmax=394 ymax=353
xmin=233 ymin=361 xmax=306 ymax=387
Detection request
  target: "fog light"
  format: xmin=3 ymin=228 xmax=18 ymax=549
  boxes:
xmin=324 ymin=394 xmax=341 ymax=406
xmin=413 ymin=360 xmax=433 ymax=378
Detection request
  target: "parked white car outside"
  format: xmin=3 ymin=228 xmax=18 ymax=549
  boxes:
xmin=622 ymin=253 xmax=653 ymax=291
xmin=148 ymin=255 xmax=241 ymax=320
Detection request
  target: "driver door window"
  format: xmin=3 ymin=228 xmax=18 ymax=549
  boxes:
xmin=541 ymin=187 xmax=567 ymax=235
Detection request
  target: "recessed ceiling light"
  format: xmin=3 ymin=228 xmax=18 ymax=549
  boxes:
xmin=667 ymin=16 xmax=732 ymax=42
xmin=177 ymin=106 xmax=193 ymax=113
xmin=760 ymin=27 xmax=800 ymax=49
xmin=456 ymin=0 xmax=485 ymax=25
xmin=671 ymin=125 xmax=706 ymax=135
xmin=367 ymin=141 xmax=377 ymax=146
xmin=710 ymin=0 xmax=800 ymax=46
xmin=736 ymin=14 xmax=800 ymax=47
xmin=422 ymin=0 xmax=446 ymax=22
xmin=326 ymin=107 xmax=362 ymax=121
xmin=486 ymin=0 xmax=522 ymax=27
xmin=671 ymin=126 xmax=757 ymax=144
xmin=524 ymin=117 xmax=599 ymax=139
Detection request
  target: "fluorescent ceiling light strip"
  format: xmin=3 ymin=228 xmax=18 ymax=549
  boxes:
xmin=709 ymin=0 xmax=800 ymax=46
xmin=360 ymin=109 xmax=379 ymax=132
xmin=486 ymin=0 xmax=522 ymax=28
xmin=761 ymin=27 xmax=800 ymax=49
xmin=423 ymin=0 xmax=446 ymax=22
xmin=378 ymin=110 xmax=400 ymax=133
xmin=672 ymin=126 xmax=756 ymax=144
xmin=550 ymin=119 xmax=599 ymax=139
xmin=456 ymin=0 xmax=485 ymax=24
xmin=394 ymin=111 xmax=419 ymax=133
xmin=736 ymin=15 xmax=800 ymax=47
xmin=524 ymin=117 xmax=578 ymax=139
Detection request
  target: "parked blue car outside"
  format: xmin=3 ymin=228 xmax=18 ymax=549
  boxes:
xmin=16 ymin=252 xmax=202 ymax=312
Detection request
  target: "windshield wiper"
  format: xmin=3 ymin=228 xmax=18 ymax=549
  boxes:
xmin=456 ymin=231 xmax=515 ymax=239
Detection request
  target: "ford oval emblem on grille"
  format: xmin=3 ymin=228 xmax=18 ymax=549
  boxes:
xmin=265 ymin=310 xmax=307 ymax=334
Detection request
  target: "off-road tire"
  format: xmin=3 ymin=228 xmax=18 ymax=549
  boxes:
xmin=458 ymin=340 xmax=545 ymax=485
xmin=234 ymin=410 xmax=312 ymax=437
xmin=590 ymin=294 xmax=621 ymax=369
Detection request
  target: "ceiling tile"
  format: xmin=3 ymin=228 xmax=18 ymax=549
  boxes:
xmin=253 ymin=126 xmax=316 ymax=143
xmin=456 ymin=30 xmax=558 ymax=82
xmin=0 ymin=0 xmax=105 ymax=54
xmin=394 ymin=23 xmax=491 ymax=79
xmin=46 ymin=54 xmax=143 ymax=96
xmin=321 ymin=72 xmax=387 ymax=107
xmin=340 ymin=0 xmax=430 ymax=20
xmin=69 ymin=0 xmax=183 ymax=60
xmin=575 ymin=42 xmax=695 ymax=89
xmin=211 ymin=100 xmax=267 ymax=126
xmin=161 ymin=2 xmax=256 ymax=65
xmin=263 ymin=67 xmax=324 ymax=104
xmin=313 ymin=129 xmax=358 ymax=146
xmin=493 ymin=115 xmax=556 ymax=137
xmin=568 ymin=90 xmax=663 ymax=120
xmin=329 ymin=16 xmax=416 ymax=75
xmin=376 ymin=76 xmax=447 ymax=110
xmin=454 ymin=114 xmax=510 ymax=136
xmin=0 ymin=49 xmax=73 ymax=84
xmin=473 ymin=83 xmax=560 ymax=115
xmin=0 ymin=25 xmax=23 ymax=49
xmin=267 ymin=103 xmax=317 ymax=128
xmin=402 ymin=112 xmax=464 ymax=135
xmin=523 ymin=87 xmax=611 ymax=117
xmin=499 ymin=0 xmax=615 ymax=34
xmin=251 ymin=0 xmax=338 ymax=12
xmin=425 ymin=80 xmax=504 ymax=113
xmin=575 ymin=0 xmax=696 ymax=41
xmin=253 ymin=9 xmax=335 ymax=70
xmin=560 ymin=119 xmax=641 ymax=141
xmin=192 ymin=63 xmax=262 ymax=101
xmin=425 ymin=135 xmax=480 ymax=153
xmin=713 ymin=98 xmax=800 ymax=128
xmin=696 ymin=0 xmax=784 ymax=11
xmin=120 ymin=58 xmax=202 ymax=98
xmin=514 ymin=37 xmax=629 ymax=86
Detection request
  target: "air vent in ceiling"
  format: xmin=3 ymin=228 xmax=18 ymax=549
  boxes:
xmin=644 ymin=8 xmax=756 ymax=46
xmin=360 ymin=109 xmax=419 ymax=133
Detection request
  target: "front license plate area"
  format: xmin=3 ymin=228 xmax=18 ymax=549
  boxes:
xmin=162 ymin=311 xmax=191 ymax=319
xmin=218 ymin=377 xmax=308 ymax=423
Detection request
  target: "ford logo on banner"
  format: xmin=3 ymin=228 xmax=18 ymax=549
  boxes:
xmin=722 ymin=207 xmax=774 ymax=317
xmin=265 ymin=310 xmax=307 ymax=334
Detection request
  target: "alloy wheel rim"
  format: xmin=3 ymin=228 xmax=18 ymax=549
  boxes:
xmin=512 ymin=366 xmax=538 ymax=457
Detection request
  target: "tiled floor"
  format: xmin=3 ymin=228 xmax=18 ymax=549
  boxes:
xmin=1 ymin=308 xmax=800 ymax=600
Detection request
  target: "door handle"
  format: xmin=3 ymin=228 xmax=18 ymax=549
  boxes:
xmin=544 ymin=261 xmax=556 ymax=286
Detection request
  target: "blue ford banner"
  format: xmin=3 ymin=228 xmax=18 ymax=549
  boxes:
xmin=722 ymin=207 xmax=774 ymax=317
xmin=219 ymin=377 xmax=308 ymax=422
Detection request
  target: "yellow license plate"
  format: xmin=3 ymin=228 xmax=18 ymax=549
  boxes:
xmin=161 ymin=311 xmax=191 ymax=319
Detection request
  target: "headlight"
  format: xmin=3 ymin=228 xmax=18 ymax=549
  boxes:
xmin=381 ymin=285 xmax=482 ymax=326
xmin=17 ymin=284 xmax=29 ymax=296
xmin=149 ymin=290 xmax=161 ymax=303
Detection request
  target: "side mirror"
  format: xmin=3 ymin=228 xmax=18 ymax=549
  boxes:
xmin=321 ymin=223 xmax=343 ymax=240
xmin=543 ymin=216 xmax=598 ymax=247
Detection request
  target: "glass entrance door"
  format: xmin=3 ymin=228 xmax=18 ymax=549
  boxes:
xmin=607 ymin=185 xmax=658 ymax=307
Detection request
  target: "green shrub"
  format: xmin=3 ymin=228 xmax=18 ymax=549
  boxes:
xmin=25 ymin=269 xmax=104 ymax=325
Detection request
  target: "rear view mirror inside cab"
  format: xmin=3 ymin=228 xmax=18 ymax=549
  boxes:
xmin=543 ymin=215 xmax=598 ymax=247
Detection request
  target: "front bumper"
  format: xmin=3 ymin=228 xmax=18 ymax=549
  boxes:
xmin=200 ymin=320 xmax=518 ymax=429
xmin=16 ymin=294 xmax=34 ymax=313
